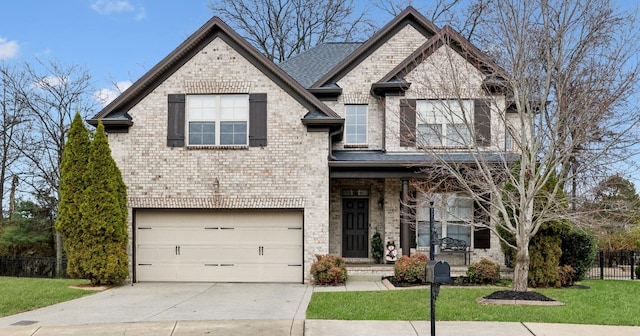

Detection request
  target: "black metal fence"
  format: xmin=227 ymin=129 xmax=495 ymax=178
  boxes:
xmin=0 ymin=257 xmax=68 ymax=278
xmin=584 ymin=251 xmax=638 ymax=280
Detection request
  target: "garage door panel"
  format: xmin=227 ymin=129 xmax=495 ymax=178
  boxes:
xmin=135 ymin=209 xmax=303 ymax=282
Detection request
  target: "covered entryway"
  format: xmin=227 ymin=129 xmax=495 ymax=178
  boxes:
xmin=134 ymin=209 xmax=303 ymax=282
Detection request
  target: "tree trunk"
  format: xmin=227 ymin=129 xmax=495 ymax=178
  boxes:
xmin=56 ymin=232 xmax=63 ymax=277
xmin=512 ymin=239 xmax=530 ymax=292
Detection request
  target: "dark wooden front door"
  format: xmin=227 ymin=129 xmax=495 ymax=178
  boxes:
xmin=342 ymin=198 xmax=369 ymax=258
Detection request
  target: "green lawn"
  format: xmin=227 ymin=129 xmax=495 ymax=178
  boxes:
xmin=307 ymin=280 xmax=640 ymax=326
xmin=0 ymin=277 xmax=95 ymax=317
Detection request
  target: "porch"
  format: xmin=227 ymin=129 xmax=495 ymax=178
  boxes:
xmin=345 ymin=262 xmax=514 ymax=281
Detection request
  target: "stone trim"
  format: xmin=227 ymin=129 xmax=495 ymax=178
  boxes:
xmin=342 ymin=93 xmax=371 ymax=105
xmin=184 ymin=80 xmax=252 ymax=94
xmin=129 ymin=196 xmax=304 ymax=209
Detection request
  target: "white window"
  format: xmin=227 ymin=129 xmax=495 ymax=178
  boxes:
xmin=416 ymin=100 xmax=472 ymax=147
xmin=505 ymin=128 xmax=513 ymax=151
xmin=416 ymin=192 xmax=472 ymax=247
xmin=345 ymin=105 xmax=368 ymax=144
xmin=187 ymin=95 xmax=249 ymax=146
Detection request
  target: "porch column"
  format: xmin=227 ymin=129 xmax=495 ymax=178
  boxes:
xmin=401 ymin=179 xmax=410 ymax=256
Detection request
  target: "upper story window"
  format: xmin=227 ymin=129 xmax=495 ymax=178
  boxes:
xmin=345 ymin=105 xmax=368 ymax=145
xmin=416 ymin=100 xmax=473 ymax=147
xmin=186 ymin=94 xmax=249 ymax=146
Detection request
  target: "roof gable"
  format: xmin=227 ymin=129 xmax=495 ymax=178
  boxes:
xmin=90 ymin=17 xmax=341 ymax=127
xmin=310 ymin=6 xmax=439 ymax=89
xmin=377 ymin=25 xmax=507 ymax=87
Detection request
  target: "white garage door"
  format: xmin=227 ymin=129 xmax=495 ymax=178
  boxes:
xmin=135 ymin=209 xmax=303 ymax=282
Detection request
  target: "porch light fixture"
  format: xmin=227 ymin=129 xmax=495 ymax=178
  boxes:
xmin=213 ymin=178 xmax=220 ymax=192
xmin=378 ymin=197 xmax=384 ymax=209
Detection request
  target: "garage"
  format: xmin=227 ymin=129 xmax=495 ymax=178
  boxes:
xmin=134 ymin=209 xmax=303 ymax=282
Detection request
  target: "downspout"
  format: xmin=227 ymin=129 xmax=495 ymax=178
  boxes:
xmin=328 ymin=126 xmax=343 ymax=161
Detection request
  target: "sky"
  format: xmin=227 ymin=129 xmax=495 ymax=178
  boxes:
xmin=1 ymin=1 xmax=638 ymax=108
xmin=0 ymin=0 xmax=213 ymax=105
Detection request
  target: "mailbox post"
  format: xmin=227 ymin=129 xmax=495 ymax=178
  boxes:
xmin=425 ymin=200 xmax=451 ymax=336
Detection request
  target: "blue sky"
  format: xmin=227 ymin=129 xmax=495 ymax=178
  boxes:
xmin=1 ymin=1 xmax=638 ymax=107
xmin=0 ymin=0 xmax=213 ymax=104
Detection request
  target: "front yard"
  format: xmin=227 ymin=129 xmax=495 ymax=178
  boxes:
xmin=307 ymin=280 xmax=640 ymax=326
xmin=0 ymin=277 xmax=94 ymax=317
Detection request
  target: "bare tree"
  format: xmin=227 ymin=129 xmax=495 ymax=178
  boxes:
xmin=395 ymin=0 xmax=640 ymax=291
xmin=0 ymin=63 xmax=29 ymax=218
xmin=371 ymin=0 xmax=494 ymax=41
xmin=10 ymin=59 xmax=95 ymax=275
xmin=208 ymin=0 xmax=375 ymax=62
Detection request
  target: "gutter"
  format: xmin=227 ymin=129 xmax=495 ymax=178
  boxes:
xmin=328 ymin=126 xmax=343 ymax=161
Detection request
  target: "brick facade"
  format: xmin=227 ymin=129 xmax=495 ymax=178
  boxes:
xmin=108 ymin=37 xmax=330 ymax=281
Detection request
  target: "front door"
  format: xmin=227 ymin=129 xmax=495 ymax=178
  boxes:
xmin=342 ymin=198 xmax=369 ymax=258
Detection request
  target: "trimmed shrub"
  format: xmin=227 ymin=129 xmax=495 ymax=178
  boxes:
xmin=310 ymin=254 xmax=347 ymax=285
xmin=560 ymin=227 xmax=597 ymax=282
xmin=467 ymin=258 xmax=501 ymax=285
xmin=394 ymin=254 xmax=429 ymax=283
xmin=636 ymin=264 xmax=640 ymax=280
xmin=556 ymin=264 xmax=576 ymax=287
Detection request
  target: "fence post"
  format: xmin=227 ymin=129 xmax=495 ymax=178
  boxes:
xmin=631 ymin=251 xmax=635 ymax=281
xmin=599 ymin=251 xmax=604 ymax=280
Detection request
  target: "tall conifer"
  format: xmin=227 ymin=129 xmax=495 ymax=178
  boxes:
xmin=55 ymin=112 xmax=90 ymax=278
xmin=80 ymin=121 xmax=128 ymax=285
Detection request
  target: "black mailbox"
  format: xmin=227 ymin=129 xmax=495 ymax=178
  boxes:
xmin=425 ymin=260 xmax=451 ymax=284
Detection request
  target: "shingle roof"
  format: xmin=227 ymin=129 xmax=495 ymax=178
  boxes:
xmin=330 ymin=150 xmax=519 ymax=167
xmin=278 ymin=42 xmax=362 ymax=88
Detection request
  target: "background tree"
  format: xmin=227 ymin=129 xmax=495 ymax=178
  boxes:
xmin=208 ymin=0 xmax=374 ymax=62
xmin=0 ymin=200 xmax=53 ymax=257
xmin=402 ymin=0 xmax=640 ymax=292
xmin=582 ymin=174 xmax=640 ymax=251
xmin=79 ymin=121 xmax=128 ymax=285
xmin=0 ymin=63 xmax=29 ymax=218
xmin=56 ymin=112 xmax=90 ymax=278
xmin=9 ymin=59 xmax=95 ymax=275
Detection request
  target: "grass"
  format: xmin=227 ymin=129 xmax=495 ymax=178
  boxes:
xmin=0 ymin=276 xmax=95 ymax=317
xmin=306 ymin=280 xmax=640 ymax=326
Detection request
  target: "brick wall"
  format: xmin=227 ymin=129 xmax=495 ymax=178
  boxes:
xmin=108 ymin=37 xmax=330 ymax=281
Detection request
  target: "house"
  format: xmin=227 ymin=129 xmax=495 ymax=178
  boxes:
xmin=90 ymin=7 xmax=518 ymax=283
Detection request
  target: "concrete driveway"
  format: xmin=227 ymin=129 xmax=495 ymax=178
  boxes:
xmin=0 ymin=282 xmax=312 ymax=329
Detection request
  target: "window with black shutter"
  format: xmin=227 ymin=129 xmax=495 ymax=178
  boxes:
xmin=399 ymin=99 xmax=416 ymax=147
xmin=166 ymin=93 xmax=267 ymax=148
xmin=474 ymin=99 xmax=491 ymax=147
xmin=249 ymin=93 xmax=267 ymax=147
xmin=473 ymin=196 xmax=491 ymax=249
xmin=167 ymin=94 xmax=186 ymax=147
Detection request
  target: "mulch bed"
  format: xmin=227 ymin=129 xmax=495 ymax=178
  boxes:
xmin=484 ymin=290 xmax=554 ymax=301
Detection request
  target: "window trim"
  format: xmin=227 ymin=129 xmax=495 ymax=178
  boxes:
xmin=185 ymin=94 xmax=249 ymax=147
xmin=344 ymin=104 xmax=368 ymax=145
xmin=416 ymin=99 xmax=474 ymax=148
xmin=416 ymin=192 xmax=474 ymax=248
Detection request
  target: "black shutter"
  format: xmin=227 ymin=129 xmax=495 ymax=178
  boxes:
xmin=400 ymin=99 xmax=416 ymax=147
xmin=474 ymin=99 xmax=491 ymax=147
xmin=167 ymin=94 xmax=185 ymax=147
xmin=473 ymin=196 xmax=491 ymax=249
xmin=249 ymin=93 xmax=267 ymax=147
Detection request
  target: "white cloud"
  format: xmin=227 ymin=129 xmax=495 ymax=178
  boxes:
xmin=93 ymin=81 xmax=132 ymax=106
xmin=91 ymin=0 xmax=146 ymax=20
xmin=32 ymin=76 xmax=68 ymax=90
xmin=91 ymin=0 xmax=134 ymax=14
xmin=0 ymin=37 xmax=19 ymax=60
xmin=134 ymin=7 xmax=147 ymax=21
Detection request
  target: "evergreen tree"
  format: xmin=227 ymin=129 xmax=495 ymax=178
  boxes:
xmin=55 ymin=112 xmax=90 ymax=278
xmin=80 ymin=121 xmax=128 ymax=285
